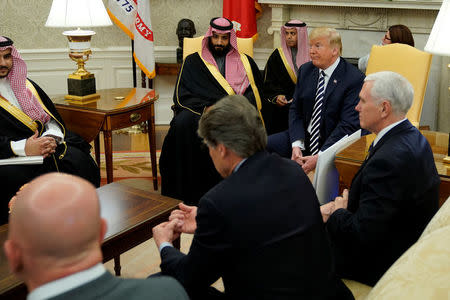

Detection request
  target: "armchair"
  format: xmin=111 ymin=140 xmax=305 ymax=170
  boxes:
xmin=365 ymin=44 xmax=432 ymax=127
xmin=182 ymin=36 xmax=254 ymax=60
xmin=344 ymin=197 xmax=450 ymax=299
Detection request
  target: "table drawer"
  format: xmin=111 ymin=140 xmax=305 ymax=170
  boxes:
xmin=107 ymin=105 xmax=152 ymax=129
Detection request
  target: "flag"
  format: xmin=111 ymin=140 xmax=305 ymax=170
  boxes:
xmin=107 ymin=0 xmax=155 ymax=79
xmin=223 ymin=0 xmax=262 ymax=41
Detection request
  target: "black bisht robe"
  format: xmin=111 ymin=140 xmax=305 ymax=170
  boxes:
xmin=263 ymin=49 xmax=297 ymax=135
xmin=160 ymin=52 xmax=266 ymax=205
xmin=0 ymin=79 xmax=100 ymax=224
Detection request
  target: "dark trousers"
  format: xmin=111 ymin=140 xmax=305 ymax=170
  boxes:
xmin=267 ymin=130 xmax=292 ymax=158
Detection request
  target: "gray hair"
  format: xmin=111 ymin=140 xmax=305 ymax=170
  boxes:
xmin=364 ymin=71 xmax=414 ymax=116
xmin=197 ymin=95 xmax=267 ymax=158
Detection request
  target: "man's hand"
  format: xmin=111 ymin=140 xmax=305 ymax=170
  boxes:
xmin=320 ymin=201 xmax=335 ymax=223
xmin=291 ymin=147 xmax=303 ymax=166
xmin=275 ymin=95 xmax=289 ymax=107
xmin=152 ymin=219 xmax=181 ymax=249
xmin=25 ymin=131 xmax=57 ymax=158
xmin=334 ymin=189 xmax=349 ymax=210
xmin=168 ymin=203 xmax=198 ymax=234
xmin=299 ymin=154 xmax=318 ymax=174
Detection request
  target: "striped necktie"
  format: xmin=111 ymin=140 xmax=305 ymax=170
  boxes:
xmin=309 ymin=70 xmax=326 ymax=155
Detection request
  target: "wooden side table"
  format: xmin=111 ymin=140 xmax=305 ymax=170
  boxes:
xmin=335 ymin=133 xmax=450 ymax=207
xmin=52 ymin=88 xmax=159 ymax=189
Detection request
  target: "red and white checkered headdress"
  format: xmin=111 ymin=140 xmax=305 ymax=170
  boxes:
xmin=0 ymin=36 xmax=50 ymax=124
xmin=201 ymin=18 xmax=249 ymax=95
xmin=281 ymin=20 xmax=310 ymax=72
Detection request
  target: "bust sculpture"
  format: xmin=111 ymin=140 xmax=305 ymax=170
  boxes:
xmin=176 ymin=19 xmax=196 ymax=63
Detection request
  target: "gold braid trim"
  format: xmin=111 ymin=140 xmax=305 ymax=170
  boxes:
xmin=277 ymin=48 xmax=297 ymax=84
xmin=240 ymin=54 xmax=265 ymax=127
xmin=198 ymin=52 xmax=236 ymax=96
xmin=0 ymin=95 xmax=37 ymax=131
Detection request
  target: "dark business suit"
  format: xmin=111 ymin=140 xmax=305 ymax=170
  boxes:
xmin=326 ymin=120 xmax=440 ymax=286
xmin=267 ymin=58 xmax=364 ymax=156
xmin=49 ymin=271 xmax=188 ymax=300
xmin=160 ymin=151 xmax=353 ymax=300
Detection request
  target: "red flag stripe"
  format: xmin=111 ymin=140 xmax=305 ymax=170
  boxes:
xmin=135 ymin=13 xmax=154 ymax=42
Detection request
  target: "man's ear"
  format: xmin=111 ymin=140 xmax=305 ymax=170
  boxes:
xmin=99 ymin=218 xmax=108 ymax=244
xmin=4 ymin=240 xmax=23 ymax=274
xmin=217 ymin=143 xmax=227 ymax=158
xmin=331 ymin=45 xmax=339 ymax=57
xmin=380 ymin=100 xmax=392 ymax=118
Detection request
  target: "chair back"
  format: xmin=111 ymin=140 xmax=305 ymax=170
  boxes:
xmin=182 ymin=36 xmax=254 ymax=60
xmin=365 ymin=44 xmax=432 ymax=127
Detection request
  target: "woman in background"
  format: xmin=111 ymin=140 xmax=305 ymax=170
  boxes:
xmin=358 ymin=24 xmax=415 ymax=73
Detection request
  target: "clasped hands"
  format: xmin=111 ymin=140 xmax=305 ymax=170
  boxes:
xmin=25 ymin=130 xmax=57 ymax=158
xmin=320 ymin=189 xmax=349 ymax=223
xmin=291 ymin=147 xmax=318 ymax=174
xmin=275 ymin=95 xmax=293 ymax=107
xmin=152 ymin=203 xmax=198 ymax=248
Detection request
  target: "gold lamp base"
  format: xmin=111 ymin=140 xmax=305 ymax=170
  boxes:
xmin=63 ymin=29 xmax=99 ymax=105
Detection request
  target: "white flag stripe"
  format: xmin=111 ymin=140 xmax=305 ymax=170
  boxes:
xmin=108 ymin=0 xmax=155 ymax=79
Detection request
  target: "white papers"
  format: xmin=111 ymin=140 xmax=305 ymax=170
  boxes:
xmin=313 ymin=130 xmax=362 ymax=205
xmin=0 ymin=156 xmax=44 ymax=166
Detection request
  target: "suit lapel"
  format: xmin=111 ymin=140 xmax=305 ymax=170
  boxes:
xmin=322 ymin=58 xmax=343 ymax=107
xmin=305 ymin=68 xmax=320 ymax=122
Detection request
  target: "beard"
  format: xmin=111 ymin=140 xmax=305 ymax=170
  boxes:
xmin=208 ymin=39 xmax=230 ymax=57
xmin=0 ymin=67 xmax=10 ymax=78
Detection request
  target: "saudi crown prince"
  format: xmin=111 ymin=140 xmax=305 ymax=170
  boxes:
xmin=160 ymin=17 xmax=266 ymax=206
xmin=0 ymin=36 xmax=100 ymax=224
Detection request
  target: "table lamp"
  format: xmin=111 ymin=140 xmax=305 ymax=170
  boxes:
xmin=425 ymin=0 xmax=450 ymax=164
xmin=45 ymin=0 xmax=112 ymax=104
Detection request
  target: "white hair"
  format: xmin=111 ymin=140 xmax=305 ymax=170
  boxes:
xmin=364 ymin=71 xmax=414 ymax=116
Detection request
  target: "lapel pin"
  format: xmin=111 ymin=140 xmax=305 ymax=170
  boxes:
xmin=333 ymin=79 xmax=337 ymax=84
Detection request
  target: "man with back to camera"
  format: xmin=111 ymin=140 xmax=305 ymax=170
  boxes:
xmin=267 ymin=27 xmax=364 ymax=174
xmin=4 ymin=173 xmax=189 ymax=300
xmin=321 ymin=71 xmax=440 ymax=285
xmin=0 ymin=36 xmax=99 ymax=225
xmin=154 ymin=95 xmax=353 ymax=300
xmin=160 ymin=17 xmax=266 ymax=206
xmin=263 ymin=19 xmax=310 ymax=135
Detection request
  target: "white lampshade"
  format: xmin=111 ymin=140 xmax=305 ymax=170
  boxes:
xmin=45 ymin=0 xmax=112 ymax=28
xmin=425 ymin=0 xmax=450 ymax=56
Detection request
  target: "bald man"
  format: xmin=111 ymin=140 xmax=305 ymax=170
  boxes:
xmin=4 ymin=173 xmax=188 ymax=300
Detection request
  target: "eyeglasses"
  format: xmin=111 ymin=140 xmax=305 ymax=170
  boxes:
xmin=384 ymin=34 xmax=391 ymax=41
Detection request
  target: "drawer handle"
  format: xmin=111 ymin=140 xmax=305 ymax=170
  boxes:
xmin=130 ymin=113 xmax=141 ymax=122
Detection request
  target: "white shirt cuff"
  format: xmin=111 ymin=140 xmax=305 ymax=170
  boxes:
xmin=159 ymin=242 xmax=173 ymax=253
xmin=292 ymin=140 xmax=305 ymax=150
xmin=42 ymin=120 xmax=64 ymax=143
xmin=11 ymin=139 xmax=27 ymax=156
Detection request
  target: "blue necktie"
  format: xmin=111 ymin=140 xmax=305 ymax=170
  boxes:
xmin=309 ymin=71 xmax=326 ymax=155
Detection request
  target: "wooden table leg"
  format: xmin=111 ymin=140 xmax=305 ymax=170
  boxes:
xmin=148 ymin=104 xmax=158 ymax=190
xmin=114 ymin=256 xmax=121 ymax=276
xmin=104 ymin=130 xmax=114 ymax=183
xmin=94 ymin=134 xmax=100 ymax=167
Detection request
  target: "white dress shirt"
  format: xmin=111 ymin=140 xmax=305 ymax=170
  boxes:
xmin=292 ymin=57 xmax=341 ymax=150
xmin=372 ymin=118 xmax=407 ymax=147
